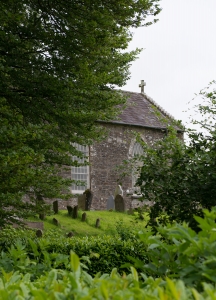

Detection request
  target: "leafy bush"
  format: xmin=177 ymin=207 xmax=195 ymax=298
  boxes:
xmin=0 ymin=226 xmax=35 ymax=247
xmin=132 ymin=82 xmax=216 ymax=230
xmin=0 ymin=251 xmax=216 ymax=299
xmin=1 ymin=209 xmax=216 ymax=298
xmin=0 ymin=228 xmax=147 ymax=276
xmin=132 ymin=207 xmax=216 ymax=291
xmin=115 ymin=219 xmax=137 ymax=241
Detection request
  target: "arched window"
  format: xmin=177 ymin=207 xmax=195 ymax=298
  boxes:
xmin=71 ymin=144 xmax=89 ymax=193
xmin=132 ymin=142 xmax=143 ymax=157
xmin=132 ymin=142 xmax=143 ymax=189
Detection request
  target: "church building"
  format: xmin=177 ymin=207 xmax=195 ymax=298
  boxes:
xmin=64 ymin=81 xmax=183 ymax=210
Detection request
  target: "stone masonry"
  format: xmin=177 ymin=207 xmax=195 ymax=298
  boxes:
xmin=44 ymin=90 xmax=184 ymax=211
xmin=89 ymin=123 xmax=166 ymax=210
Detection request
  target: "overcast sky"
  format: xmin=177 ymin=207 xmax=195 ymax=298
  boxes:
xmin=122 ymin=0 xmax=216 ymax=127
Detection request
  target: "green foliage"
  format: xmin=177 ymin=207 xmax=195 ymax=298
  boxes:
xmin=0 ymin=237 xmax=216 ymax=300
xmin=0 ymin=260 xmax=203 ymax=300
xmin=133 ymin=207 xmax=216 ymax=291
xmin=1 ymin=209 xmax=216 ymax=298
xmin=115 ymin=219 xmax=137 ymax=241
xmin=0 ymin=0 xmax=161 ymax=226
xmin=130 ymin=81 xmax=216 ymax=229
xmin=0 ymin=230 xmax=147 ymax=277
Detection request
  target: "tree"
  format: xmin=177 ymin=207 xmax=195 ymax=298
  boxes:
xmin=135 ymin=81 xmax=216 ymax=230
xmin=0 ymin=0 xmax=161 ymax=225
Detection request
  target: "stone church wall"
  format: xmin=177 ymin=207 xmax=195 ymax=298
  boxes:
xmin=89 ymin=123 xmax=166 ymax=210
xmin=46 ymin=123 xmax=182 ymax=211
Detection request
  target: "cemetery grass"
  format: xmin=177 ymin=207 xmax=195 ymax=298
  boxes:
xmin=28 ymin=210 xmax=148 ymax=237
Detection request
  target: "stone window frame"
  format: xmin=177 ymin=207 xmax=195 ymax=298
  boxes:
xmin=71 ymin=144 xmax=90 ymax=194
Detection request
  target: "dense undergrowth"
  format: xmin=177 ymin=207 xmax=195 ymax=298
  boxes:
xmin=1 ymin=208 xmax=216 ymax=299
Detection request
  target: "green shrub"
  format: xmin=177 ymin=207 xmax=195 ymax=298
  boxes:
xmin=132 ymin=207 xmax=216 ymax=291
xmin=2 ymin=207 xmax=216 ymax=295
xmin=0 ymin=228 xmax=147 ymax=276
xmin=0 ymin=251 xmax=215 ymax=299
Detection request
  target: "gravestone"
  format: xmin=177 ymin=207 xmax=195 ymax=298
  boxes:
xmin=53 ymin=200 xmax=58 ymax=214
xmin=83 ymin=189 xmax=93 ymax=210
xmin=53 ymin=218 xmax=59 ymax=226
xmin=73 ymin=205 xmax=78 ymax=219
xmin=81 ymin=212 xmax=87 ymax=222
xmin=78 ymin=195 xmax=86 ymax=210
xmin=107 ymin=195 xmax=115 ymax=210
xmin=39 ymin=213 xmax=46 ymax=220
xmin=36 ymin=229 xmax=43 ymax=238
xmin=114 ymin=185 xmax=123 ymax=198
xmin=67 ymin=205 xmax=73 ymax=216
xmin=67 ymin=231 xmax=74 ymax=238
xmin=95 ymin=218 xmax=100 ymax=228
xmin=24 ymin=221 xmax=44 ymax=230
xmin=114 ymin=195 xmax=125 ymax=212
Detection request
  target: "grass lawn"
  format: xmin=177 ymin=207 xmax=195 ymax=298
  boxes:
xmin=28 ymin=210 xmax=148 ymax=237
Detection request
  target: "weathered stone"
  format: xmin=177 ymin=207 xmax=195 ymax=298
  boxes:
xmin=36 ymin=229 xmax=43 ymax=237
xmin=78 ymin=195 xmax=86 ymax=210
xmin=81 ymin=212 xmax=87 ymax=222
xmin=53 ymin=200 xmax=58 ymax=214
xmin=114 ymin=185 xmax=123 ymax=198
xmin=22 ymin=91 xmax=182 ymax=212
xmin=44 ymin=198 xmax=77 ymax=210
xmin=42 ymin=123 xmax=171 ymax=211
xmin=53 ymin=218 xmax=59 ymax=226
xmin=39 ymin=213 xmax=46 ymax=220
xmin=67 ymin=205 xmax=73 ymax=216
xmin=72 ymin=205 xmax=78 ymax=219
xmin=83 ymin=189 xmax=93 ymax=210
xmin=114 ymin=195 xmax=125 ymax=212
xmin=67 ymin=231 xmax=74 ymax=238
xmin=24 ymin=221 xmax=44 ymax=230
xmin=107 ymin=195 xmax=114 ymax=210
xmin=95 ymin=218 xmax=100 ymax=228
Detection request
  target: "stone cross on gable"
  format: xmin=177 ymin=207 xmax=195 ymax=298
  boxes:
xmin=139 ymin=80 xmax=146 ymax=93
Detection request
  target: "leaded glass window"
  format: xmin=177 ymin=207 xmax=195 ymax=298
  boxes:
xmin=71 ymin=144 xmax=89 ymax=193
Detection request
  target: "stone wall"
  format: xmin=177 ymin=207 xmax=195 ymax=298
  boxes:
xmin=89 ymin=123 xmax=167 ymax=210
xmin=44 ymin=198 xmax=78 ymax=210
xmin=50 ymin=123 xmax=183 ymax=211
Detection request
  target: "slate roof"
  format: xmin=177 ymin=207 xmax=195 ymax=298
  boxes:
xmin=107 ymin=91 xmax=183 ymax=132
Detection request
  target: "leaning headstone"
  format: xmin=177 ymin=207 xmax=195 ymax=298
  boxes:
xmin=114 ymin=195 xmax=125 ymax=212
xmin=53 ymin=200 xmax=58 ymax=214
xmin=67 ymin=231 xmax=74 ymax=238
xmin=36 ymin=229 xmax=43 ymax=238
xmin=95 ymin=218 xmax=100 ymax=228
xmin=81 ymin=212 xmax=87 ymax=222
xmin=78 ymin=194 xmax=86 ymax=210
xmin=39 ymin=213 xmax=46 ymax=220
xmin=83 ymin=189 xmax=93 ymax=210
xmin=67 ymin=205 xmax=73 ymax=216
xmin=72 ymin=205 xmax=78 ymax=219
xmin=53 ymin=218 xmax=59 ymax=226
xmin=107 ymin=195 xmax=115 ymax=210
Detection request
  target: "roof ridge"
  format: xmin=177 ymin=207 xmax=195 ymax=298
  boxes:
xmin=142 ymin=92 xmax=177 ymax=122
xmin=121 ymin=89 xmax=177 ymax=121
xmin=118 ymin=89 xmax=184 ymax=131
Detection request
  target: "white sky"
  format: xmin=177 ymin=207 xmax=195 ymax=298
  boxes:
xmin=122 ymin=0 xmax=216 ymax=127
